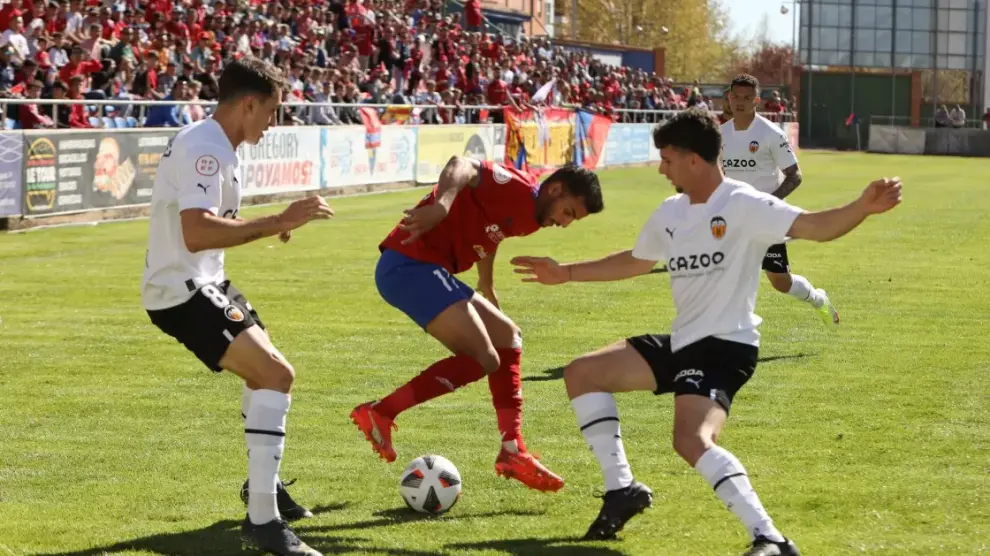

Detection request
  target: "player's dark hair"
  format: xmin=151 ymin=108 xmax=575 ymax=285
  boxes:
xmin=730 ymin=73 xmax=760 ymax=92
xmin=217 ymin=56 xmax=287 ymax=104
xmin=545 ymin=165 xmax=604 ymax=214
xmin=652 ymin=107 xmax=722 ymax=164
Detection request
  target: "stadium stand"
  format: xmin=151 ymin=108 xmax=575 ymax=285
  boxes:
xmin=0 ymin=0 xmax=745 ymax=128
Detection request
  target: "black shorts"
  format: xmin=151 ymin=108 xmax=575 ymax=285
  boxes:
xmin=626 ymin=334 xmax=758 ymax=412
xmin=147 ymin=280 xmax=265 ymax=372
xmin=763 ymin=243 xmax=790 ymax=273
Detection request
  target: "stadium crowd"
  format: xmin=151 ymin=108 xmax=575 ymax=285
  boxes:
xmin=0 ymin=0 xmax=790 ymax=129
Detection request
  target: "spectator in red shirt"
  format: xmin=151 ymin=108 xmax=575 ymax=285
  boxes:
xmin=166 ymin=8 xmax=190 ymax=41
xmin=764 ymin=91 xmax=784 ymax=122
xmin=464 ymin=0 xmax=482 ymax=31
xmin=99 ymin=7 xmax=119 ymax=40
xmin=0 ymin=0 xmax=24 ymax=36
xmin=19 ymin=79 xmax=55 ymax=129
xmin=433 ymin=57 xmax=451 ymax=92
xmin=43 ymin=4 xmax=62 ymax=35
xmin=58 ymin=45 xmax=101 ymax=83
xmin=353 ymin=23 xmax=375 ymax=70
xmin=64 ymin=75 xmax=90 ymax=127
xmin=487 ymin=73 xmax=509 ymax=123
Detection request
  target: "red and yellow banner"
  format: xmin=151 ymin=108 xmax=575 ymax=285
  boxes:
xmin=504 ymin=107 xmax=574 ymax=173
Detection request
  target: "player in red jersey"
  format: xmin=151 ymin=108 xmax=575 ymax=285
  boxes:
xmin=351 ymin=156 xmax=604 ymax=492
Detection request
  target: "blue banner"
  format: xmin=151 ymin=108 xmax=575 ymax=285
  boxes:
xmin=0 ymin=132 xmax=23 ymax=216
xmin=573 ymin=109 xmax=610 ymax=169
xmin=604 ymin=124 xmax=652 ymax=166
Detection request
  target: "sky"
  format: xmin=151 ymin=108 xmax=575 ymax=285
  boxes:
xmin=724 ymin=0 xmax=796 ymax=44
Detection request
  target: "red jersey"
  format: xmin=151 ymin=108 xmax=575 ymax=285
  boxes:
xmin=487 ymin=79 xmax=508 ymax=105
xmin=380 ymin=161 xmax=541 ymax=274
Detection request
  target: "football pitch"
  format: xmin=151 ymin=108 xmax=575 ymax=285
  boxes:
xmin=0 ymin=152 xmax=987 ymax=555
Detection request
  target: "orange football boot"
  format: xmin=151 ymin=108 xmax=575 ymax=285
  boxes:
xmin=350 ymin=402 xmax=398 ymax=463
xmin=494 ymin=449 xmax=565 ymax=492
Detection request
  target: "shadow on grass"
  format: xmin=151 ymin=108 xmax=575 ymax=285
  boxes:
xmin=524 ymin=353 xmax=815 ymax=384
xmin=522 ymin=366 xmax=565 ymax=383
xmin=446 ymin=536 xmax=628 ymax=555
xmin=305 ymin=506 xmax=546 ymax=533
xmin=37 ymin=506 xmax=547 ymax=556
xmin=38 ymin=504 xmax=434 ymax=556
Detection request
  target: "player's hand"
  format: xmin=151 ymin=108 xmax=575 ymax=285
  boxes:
xmin=278 ymin=230 xmax=292 ymax=243
xmin=279 ymin=196 xmax=334 ymax=231
xmin=510 ymin=256 xmax=569 ymax=285
xmin=859 ymin=177 xmax=902 ymax=215
xmin=478 ymin=283 xmax=500 ymax=309
xmin=399 ymin=203 xmax=448 ymax=244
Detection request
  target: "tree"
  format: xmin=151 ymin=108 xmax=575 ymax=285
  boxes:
xmin=725 ymin=41 xmax=794 ymax=85
xmin=572 ymin=0 xmax=735 ymax=81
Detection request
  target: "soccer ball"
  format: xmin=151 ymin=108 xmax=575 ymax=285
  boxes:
xmin=398 ymin=455 xmax=462 ymax=515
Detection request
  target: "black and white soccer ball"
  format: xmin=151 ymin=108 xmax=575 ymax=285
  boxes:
xmin=399 ymin=455 xmax=462 ymax=515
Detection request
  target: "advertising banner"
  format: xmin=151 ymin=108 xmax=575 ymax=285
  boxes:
xmin=237 ymin=127 xmax=322 ymax=197
xmin=321 ymin=126 xmax=416 ymax=188
xmin=0 ymin=132 xmax=23 ymax=216
xmin=22 ymin=130 xmax=174 ymax=215
xmin=603 ymin=124 xmax=652 ymax=166
xmin=416 ymin=125 xmax=497 ymax=183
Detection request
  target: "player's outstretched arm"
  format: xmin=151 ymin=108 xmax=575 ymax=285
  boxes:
xmin=788 ymin=177 xmax=901 ymax=243
xmin=399 ymin=156 xmax=481 ymax=244
xmin=511 ymin=250 xmax=658 ymax=285
xmin=181 ymin=196 xmax=334 ymax=253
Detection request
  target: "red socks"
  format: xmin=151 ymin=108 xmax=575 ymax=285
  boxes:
xmin=374 ymin=347 xmax=527 ymax=453
xmin=375 ymin=354 xmax=487 ymax=420
xmin=488 ymin=347 xmax=526 ymax=452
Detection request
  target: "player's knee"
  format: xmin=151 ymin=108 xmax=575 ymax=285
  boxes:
xmin=510 ymin=327 xmax=522 ymax=349
xmin=563 ymin=357 xmax=598 ymax=396
xmin=472 ymin=348 xmax=501 ymax=375
xmin=672 ymin=428 xmax=713 ymax=465
xmin=255 ymin=353 xmax=296 ymax=393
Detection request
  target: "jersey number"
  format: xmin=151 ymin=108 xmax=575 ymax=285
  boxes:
xmin=433 ymin=269 xmax=460 ymax=292
xmin=162 ymin=137 xmax=175 ymax=158
xmin=222 ymin=209 xmax=239 ymax=220
xmin=200 ymin=284 xmax=231 ymax=308
xmin=723 ymin=159 xmax=757 ymax=168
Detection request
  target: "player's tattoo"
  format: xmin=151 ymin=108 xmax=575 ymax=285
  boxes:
xmin=772 ymin=164 xmax=802 ymax=199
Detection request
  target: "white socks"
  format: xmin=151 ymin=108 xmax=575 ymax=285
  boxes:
xmin=243 ymin=385 xmax=281 ymax=485
xmin=245 ymin=389 xmax=290 ymax=525
xmin=787 ymin=274 xmax=824 ymax=309
xmin=695 ymin=446 xmax=784 ymax=542
xmin=571 ymin=392 xmax=633 ymax=492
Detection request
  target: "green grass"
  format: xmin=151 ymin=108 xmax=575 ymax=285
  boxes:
xmin=0 ymin=152 xmax=988 ymax=556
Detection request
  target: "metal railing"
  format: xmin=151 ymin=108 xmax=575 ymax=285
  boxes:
xmin=0 ymin=98 xmax=796 ymax=130
xmin=869 ymin=114 xmax=989 ymax=130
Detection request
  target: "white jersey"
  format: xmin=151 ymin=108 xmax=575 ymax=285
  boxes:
xmin=631 ymin=179 xmax=803 ymax=352
xmin=141 ymin=119 xmax=241 ymax=311
xmin=720 ymin=115 xmax=798 ymax=194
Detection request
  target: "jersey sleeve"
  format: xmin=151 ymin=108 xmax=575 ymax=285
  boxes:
xmin=768 ymin=126 xmax=799 ymax=170
xmin=631 ymin=208 xmax=667 ymax=262
xmin=734 ymin=188 xmax=804 ymax=246
xmin=176 ymin=143 xmax=224 ymax=214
